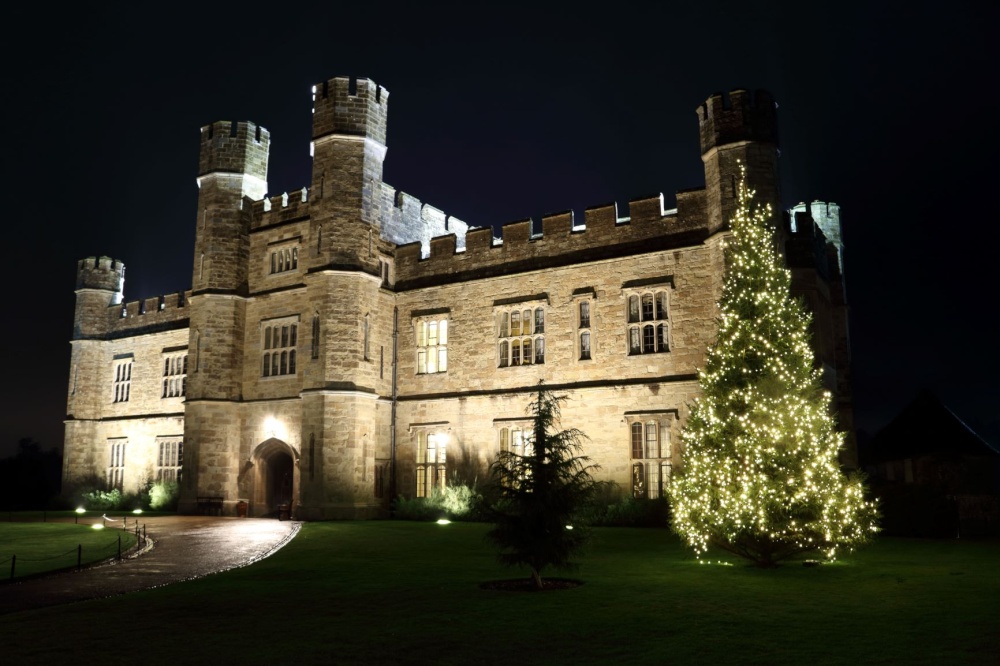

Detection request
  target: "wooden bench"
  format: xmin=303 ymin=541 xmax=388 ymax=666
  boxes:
xmin=196 ymin=496 xmax=224 ymax=516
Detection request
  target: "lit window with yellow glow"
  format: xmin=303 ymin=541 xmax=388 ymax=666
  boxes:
xmin=497 ymin=305 xmax=545 ymax=368
xmin=416 ymin=432 xmax=446 ymax=497
xmin=416 ymin=318 xmax=448 ymax=374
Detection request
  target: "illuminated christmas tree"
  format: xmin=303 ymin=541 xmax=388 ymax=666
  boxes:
xmin=669 ymin=164 xmax=877 ymax=566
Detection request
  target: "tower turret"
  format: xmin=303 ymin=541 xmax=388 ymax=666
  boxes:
xmin=309 ymin=76 xmax=389 ymax=271
xmin=73 ymin=256 xmax=124 ymax=339
xmin=698 ymin=89 xmax=780 ymax=233
xmin=193 ymin=120 xmax=270 ymax=293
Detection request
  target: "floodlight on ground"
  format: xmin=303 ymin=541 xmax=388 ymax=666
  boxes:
xmin=91 ymin=524 xmax=104 ymax=530
xmin=75 ymin=507 xmax=86 ymax=514
xmin=436 ymin=518 xmax=451 ymax=525
xmin=133 ymin=509 xmax=143 ymax=514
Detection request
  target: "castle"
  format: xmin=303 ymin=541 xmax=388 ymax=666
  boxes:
xmin=63 ymin=76 xmax=854 ymax=519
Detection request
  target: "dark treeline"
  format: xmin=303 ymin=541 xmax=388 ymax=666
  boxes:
xmin=0 ymin=439 xmax=62 ymax=510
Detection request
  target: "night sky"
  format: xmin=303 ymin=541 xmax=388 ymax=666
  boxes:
xmin=6 ymin=2 xmax=997 ymax=459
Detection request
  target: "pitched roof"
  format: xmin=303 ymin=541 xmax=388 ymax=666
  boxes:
xmin=866 ymin=389 xmax=1000 ymax=463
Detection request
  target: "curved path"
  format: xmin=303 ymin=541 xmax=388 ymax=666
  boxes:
xmin=0 ymin=516 xmax=299 ymax=615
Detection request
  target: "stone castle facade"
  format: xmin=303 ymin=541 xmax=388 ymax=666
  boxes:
xmin=63 ymin=76 xmax=854 ymax=519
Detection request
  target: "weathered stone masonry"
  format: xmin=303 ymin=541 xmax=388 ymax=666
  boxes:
xmin=63 ymin=76 xmax=853 ymax=519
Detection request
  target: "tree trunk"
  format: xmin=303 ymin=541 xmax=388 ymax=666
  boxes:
xmin=531 ymin=568 xmax=543 ymax=590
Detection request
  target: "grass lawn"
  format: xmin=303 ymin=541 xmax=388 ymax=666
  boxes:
xmin=1 ymin=522 xmax=997 ymax=665
xmin=0 ymin=523 xmax=138 ymax=580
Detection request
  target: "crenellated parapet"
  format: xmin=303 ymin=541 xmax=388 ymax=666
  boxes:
xmin=76 ymin=256 xmax=125 ymax=299
xmin=379 ymin=184 xmax=469 ymax=253
xmin=251 ymin=188 xmax=311 ymax=230
xmin=698 ymin=89 xmax=778 ymax=155
xmin=311 ymin=76 xmax=388 ymax=146
xmin=198 ymin=120 xmax=269 ymax=181
xmin=395 ymin=190 xmax=710 ymax=290
xmin=789 ymin=201 xmax=842 ymax=274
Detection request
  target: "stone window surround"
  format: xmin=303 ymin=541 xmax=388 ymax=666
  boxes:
xmin=412 ymin=308 xmax=450 ymax=375
xmin=156 ymin=436 xmax=183 ymax=482
xmin=495 ymin=294 xmax=547 ymax=368
xmin=625 ymin=410 xmax=676 ymax=499
xmin=108 ymin=437 xmax=127 ymax=489
xmin=161 ymin=347 xmax=188 ymax=399
xmin=571 ymin=288 xmax=596 ymax=362
xmin=411 ymin=422 xmax=450 ymax=498
xmin=261 ymin=314 xmax=300 ymax=378
xmin=623 ymin=277 xmax=674 ymax=356
xmin=267 ymin=237 xmax=300 ymax=275
xmin=112 ymin=354 xmax=133 ymax=404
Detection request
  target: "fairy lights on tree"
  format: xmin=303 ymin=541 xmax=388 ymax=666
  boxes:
xmin=668 ymin=164 xmax=877 ymax=567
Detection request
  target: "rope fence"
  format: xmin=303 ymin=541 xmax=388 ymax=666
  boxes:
xmin=4 ymin=520 xmax=149 ymax=581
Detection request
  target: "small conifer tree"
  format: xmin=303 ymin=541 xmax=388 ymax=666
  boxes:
xmin=668 ymin=164 xmax=877 ymax=566
xmin=485 ymin=383 xmax=598 ymax=588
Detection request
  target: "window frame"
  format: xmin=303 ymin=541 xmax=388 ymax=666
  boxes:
xmin=161 ymin=351 xmax=188 ymax=399
xmin=156 ymin=437 xmax=184 ymax=482
xmin=267 ymin=242 xmax=299 ymax=275
xmin=108 ymin=438 xmax=127 ymax=489
xmin=414 ymin=316 xmax=449 ymax=375
xmin=496 ymin=301 xmax=546 ymax=368
xmin=112 ymin=357 xmax=133 ymax=403
xmin=625 ymin=287 xmax=671 ymax=356
xmin=260 ymin=315 xmax=300 ymax=378
xmin=627 ymin=414 xmax=674 ymax=499
xmin=415 ymin=430 xmax=448 ymax=497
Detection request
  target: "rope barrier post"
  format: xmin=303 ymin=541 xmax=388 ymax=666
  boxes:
xmin=78 ymin=544 xmax=82 ymax=570
xmin=9 ymin=554 xmax=14 ymax=580
xmin=117 ymin=534 xmax=121 ymax=561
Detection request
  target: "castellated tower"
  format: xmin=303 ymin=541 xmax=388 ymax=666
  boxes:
xmin=180 ymin=121 xmax=270 ymax=514
xmin=698 ymin=89 xmax=780 ymax=234
xmin=64 ymin=257 xmax=126 ymax=481
xmin=73 ymin=256 xmax=125 ymax=338
xmin=299 ymin=76 xmax=392 ymax=519
xmin=309 ymin=76 xmax=388 ymax=272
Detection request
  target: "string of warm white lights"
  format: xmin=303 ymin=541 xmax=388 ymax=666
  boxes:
xmin=668 ymin=163 xmax=877 ymax=566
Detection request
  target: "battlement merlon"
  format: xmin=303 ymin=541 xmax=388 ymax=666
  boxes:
xmin=395 ymin=192 xmax=710 ymax=285
xmin=198 ymin=121 xmax=270 ymax=183
xmin=311 ymin=76 xmax=389 ymax=146
xmin=698 ymin=89 xmax=778 ymax=155
xmin=76 ymin=256 xmax=125 ymax=303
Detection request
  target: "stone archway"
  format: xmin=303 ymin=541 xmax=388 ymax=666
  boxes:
xmin=250 ymin=438 xmax=298 ymax=518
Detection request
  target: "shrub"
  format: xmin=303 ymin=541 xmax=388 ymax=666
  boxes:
xmin=393 ymin=483 xmax=484 ymax=521
xmin=580 ymin=482 xmax=671 ymax=527
xmin=149 ymin=480 xmax=180 ymax=511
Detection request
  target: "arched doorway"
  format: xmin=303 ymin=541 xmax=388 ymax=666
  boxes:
xmin=249 ymin=438 xmax=297 ymax=518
